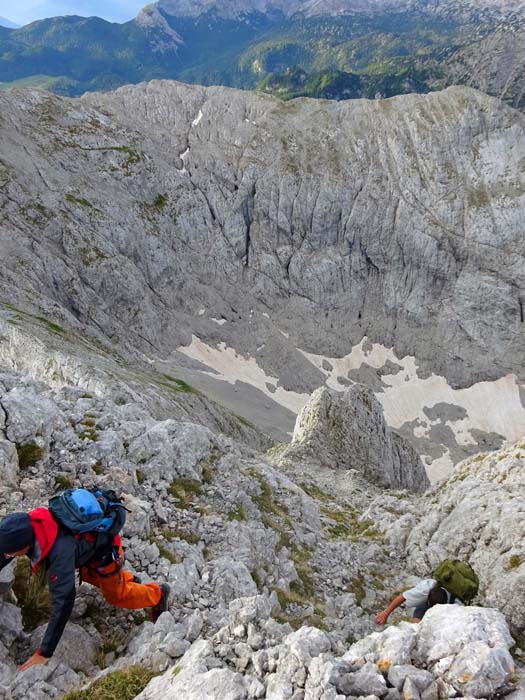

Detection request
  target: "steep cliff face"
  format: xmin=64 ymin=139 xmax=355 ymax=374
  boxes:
xmin=0 ymin=83 xmax=524 ymax=475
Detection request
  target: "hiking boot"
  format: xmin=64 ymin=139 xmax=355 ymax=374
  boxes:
xmin=150 ymin=583 xmax=171 ymax=623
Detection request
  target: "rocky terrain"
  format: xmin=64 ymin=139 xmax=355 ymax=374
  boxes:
xmin=0 ymin=67 xmax=523 ymax=699
xmin=0 ymin=362 xmax=523 ymax=699
xmin=0 ymin=82 xmax=523 ymax=478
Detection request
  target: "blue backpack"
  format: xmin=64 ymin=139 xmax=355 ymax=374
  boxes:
xmin=48 ymin=488 xmax=127 ymax=537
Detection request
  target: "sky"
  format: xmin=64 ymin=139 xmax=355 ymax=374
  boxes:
xmin=0 ymin=0 xmax=147 ymax=26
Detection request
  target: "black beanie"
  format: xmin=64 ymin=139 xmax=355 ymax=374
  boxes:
xmin=0 ymin=512 xmax=34 ymax=554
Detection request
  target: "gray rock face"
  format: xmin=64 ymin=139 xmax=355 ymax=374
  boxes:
xmin=406 ymin=444 xmax=525 ymax=631
xmin=0 ymin=81 xmax=523 ymax=473
xmin=287 ymin=385 xmax=429 ymax=491
xmin=30 ymin=623 xmax=101 ymax=674
xmin=0 ymin=82 xmax=523 ymax=399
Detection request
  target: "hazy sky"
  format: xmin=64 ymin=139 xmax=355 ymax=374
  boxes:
xmin=0 ymin=0 xmax=147 ymax=26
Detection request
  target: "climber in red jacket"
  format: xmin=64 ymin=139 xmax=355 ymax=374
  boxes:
xmin=0 ymin=510 xmax=170 ymax=671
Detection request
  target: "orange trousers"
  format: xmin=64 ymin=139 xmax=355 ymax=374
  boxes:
xmin=80 ymin=546 xmax=161 ymax=609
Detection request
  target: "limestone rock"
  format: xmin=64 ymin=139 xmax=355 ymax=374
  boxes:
xmin=30 ymin=622 xmax=101 ymax=674
xmin=288 ymin=386 xmax=429 ymax=491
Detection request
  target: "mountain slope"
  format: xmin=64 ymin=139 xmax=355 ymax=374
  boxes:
xmin=0 ymin=82 xmax=524 ymax=477
xmin=0 ymin=1 xmax=524 ymax=109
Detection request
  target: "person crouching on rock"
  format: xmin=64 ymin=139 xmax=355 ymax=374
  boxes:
xmin=375 ymin=578 xmax=463 ymax=625
xmin=0 ymin=510 xmax=171 ymax=671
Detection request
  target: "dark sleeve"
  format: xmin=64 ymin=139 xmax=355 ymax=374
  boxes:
xmin=0 ymin=554 xmax=10 ymax=572
xmin=39 ymin=536 xmax=77 ymax=658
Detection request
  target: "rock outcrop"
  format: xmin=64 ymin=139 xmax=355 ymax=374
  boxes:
xmin=285 ymin=385 xmax=429 ymax=492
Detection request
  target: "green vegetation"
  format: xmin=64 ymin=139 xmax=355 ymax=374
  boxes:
xmin=235 ymin=414 xmax=256 ymax=429
xmin=35 ymin=315 xmax=65 ymax=334
xmin=79 ymin=427 xmax=99 ymax=442
xmin=161 ymin=374 xmax=196 ymax=394
xmin=0 ymin=10 xmax=514 ymax=109
xmin=321 ymin=506 xmax=384 ymax=542
xmin=168 ymin=478 xmax=203 ymax=509
xmin=156 ymin=542 xmax=177 ymax=564
xmin=13 ymin=558 xmax=51 ymax=631
xmin=136 ymin=469 xmax=145 ymax=484
xmin=300 ymin=481 xmax=330 ymax=502
xmin=54 ymin=474 xmax=75 ymax=489
xmin=161 ymin=526 xmax=200 ymax=545
xmin=250 ymin=470 xmax=293 ymax=548
xmin=65 ymin=194 xmax=93 ymax=208
xmin=227 ymin=503 xmax=248 ymax=522
xmin=152 ymin=193 xmax=168 ymax=210
xmin=199 ymin=447 xmax=222 ymax=484
xmin=16 ymin=442 xmax=44 ymax=469
xmin=509 ymin=555 xmax=523 ymax=570
xmin=266 ymin=443 xmax=288 ymax=460
xmin=93 ymin=460 xmax=104 ymax=476
xmin=172 ymin=666 xmax=182 ymax=676
xmin=349 ymin=574 xmax=367 ymax=605
xmin=62 ymin=665 xmax=156 ymax=700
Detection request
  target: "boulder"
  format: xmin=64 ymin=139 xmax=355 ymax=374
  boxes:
xmin=289 ymin=386 xmax=429 ymax=492
xmin=30 ymin=622 xmax=100 ymax=673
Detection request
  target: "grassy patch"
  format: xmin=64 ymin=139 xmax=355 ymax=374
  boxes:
xmin=152 ymin=193 xmax=168 ymax=210
xmin=62 ymin=665 xmax=156 ymax=700
xmin=161 ymin=526 xmax=200 ymax=545
xmin=235 ymin=414 xmax=256 ymax=429
xmin=161 ymin=374 xmax=196 ymax=393
xmin=16 ymin=442 xmax=44 ymax=469
xmin=266 ymin=443 xmax=288 ymax=460
xmin=65 ymin=193 xmax=93 ymax=208
xmin=54 ymin=474 xmax=75 ymax=489
xmin=156 ymin=542 xmax=177 ymax=564
xmin=199 ymin=447 xmax=222 ymax=484
xmin=349 ymin=574 xmax=366 ymax=605
xmin=248 ymin=470 xmax=299 ymax=549
xmin=168 ymin=479 xmax=203 ymax=509
xmin=136 ymin=469 xmax=145 ymax=485
xmin=13 ymin=558 xmax=51 ymax=631
xmin=321 ymin=506 xmax=384 ymax=542
xmin=300 ymin=481 xmax=330 ymax=501
xmin=227 ymin=503 xmax=248 ymax=522
xmin=35 ymin=315 xmax=65 ymax=334
xmin=79 ymin=427 xmax=99 ymax=442
xmin=172 ymin=666 xmax=182 ymax=676
xmin=509 ymin=555 xmax=523 ymax=570
xmin=251 ymin=472 xmax=292 ymax=526
xmin=93 ymin=461 xmax=104 ymax=476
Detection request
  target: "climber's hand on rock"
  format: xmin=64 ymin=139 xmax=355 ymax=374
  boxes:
xmin=375 ymin=610 xmax=389 ymax=625
xmin=18 ymin=652 xmax=49 ymax=672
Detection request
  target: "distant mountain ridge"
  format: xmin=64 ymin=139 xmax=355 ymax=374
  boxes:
xmin=0 ymin=16 xmax=19 ymax=28
xmin=0 ymin=0 xmax=525 ymax=109
xmin=157 ymin=0 xmax=525 ymax=19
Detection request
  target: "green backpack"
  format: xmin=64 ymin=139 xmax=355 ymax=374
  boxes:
xmin=433 ymin=559 xmax=479 ymax=603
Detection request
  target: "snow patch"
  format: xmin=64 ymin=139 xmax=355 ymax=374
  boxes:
xmin=300 ymin=338 xmax=525 ymax=479
xmin=177 ymin=335 xmax=308 ymax=414
xmin=211 ymin=318 xmax=227 ymax=325
xmin=192 ymin=110 xmax=203 ymax=127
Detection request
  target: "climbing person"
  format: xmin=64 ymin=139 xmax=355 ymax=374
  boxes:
xmin=0 ymin=488 xmax=171 ymax=672
xmin=375 ymin=559 xmax=478 ymax=625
